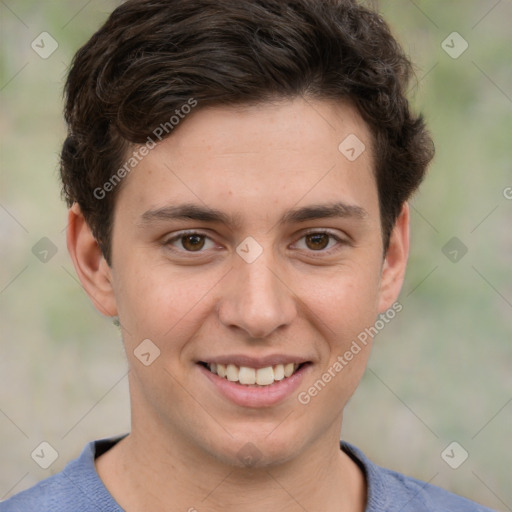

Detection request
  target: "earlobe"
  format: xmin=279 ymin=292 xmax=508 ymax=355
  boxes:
xmin=66 ymin=203 xmax=118 ymax=317
xmin=377 ymin=202 xmax=410 ymax=313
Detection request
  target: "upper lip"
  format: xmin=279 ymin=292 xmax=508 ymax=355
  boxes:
xmin=198 ymin=354 xmax=311 ymax=369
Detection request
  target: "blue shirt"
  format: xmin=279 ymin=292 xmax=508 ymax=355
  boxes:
xmin=0 ymin=435 xmax=496 ymax=511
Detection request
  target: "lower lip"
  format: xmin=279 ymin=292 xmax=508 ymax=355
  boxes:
xmin=198 ymin=363 xmax=311 ymax=408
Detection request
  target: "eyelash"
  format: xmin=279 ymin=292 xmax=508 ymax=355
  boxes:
xmin=163 ymin=229 xmax=347 ymax=256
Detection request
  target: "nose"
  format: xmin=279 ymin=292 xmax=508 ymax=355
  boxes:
xmin=217 ymin=249 xmax=297 ymax=339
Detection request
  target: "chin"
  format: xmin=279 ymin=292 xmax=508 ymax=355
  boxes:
xmin=204 ymin=427 xmax=305 ymax=469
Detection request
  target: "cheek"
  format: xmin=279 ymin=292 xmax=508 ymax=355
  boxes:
xmin=300 ymin=260 xmax=382 ymax=345
xmin=113 ymin=261 xmax=218 ymax=351
xmin=294 ymin=267 xmax=379 ymax=414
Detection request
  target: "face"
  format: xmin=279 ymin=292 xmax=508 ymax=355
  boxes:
xmin=72 ymin=97 xmax=408 ymax=468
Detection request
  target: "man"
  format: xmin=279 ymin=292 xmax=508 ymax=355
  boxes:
xmin=1 ymin=0 xmax=495 ymax=510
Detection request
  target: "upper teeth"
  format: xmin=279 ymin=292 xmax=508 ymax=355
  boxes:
xmin=207 ymin=362 xmax=300 ymax=386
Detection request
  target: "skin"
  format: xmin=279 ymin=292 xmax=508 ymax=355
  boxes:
xmin=67 ymin=97 xmax=409 ymax=512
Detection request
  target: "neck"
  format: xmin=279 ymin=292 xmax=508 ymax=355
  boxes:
xmin=96 ymin=418 xmax=366 ymax=512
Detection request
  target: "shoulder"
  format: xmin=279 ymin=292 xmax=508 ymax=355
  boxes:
xmin=341 ymin=442 xmax=496 ymax=512
xmin=0 ymin=437 xmax=125 ymax=512
xmin=0 ymin=470 xmax=86 ymax=512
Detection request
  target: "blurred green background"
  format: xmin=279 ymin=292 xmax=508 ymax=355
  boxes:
xmin=0 ymin=0 xmax=510 ymax=509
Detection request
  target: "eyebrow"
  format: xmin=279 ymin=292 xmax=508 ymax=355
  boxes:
xmin=139 ymin=201 xmax=368 ymax=229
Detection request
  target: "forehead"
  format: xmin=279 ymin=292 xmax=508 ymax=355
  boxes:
xmin=114 ymin=97 xmax=379 ymax=226
xmin=164 ymin=98 xmax=371 ymax=166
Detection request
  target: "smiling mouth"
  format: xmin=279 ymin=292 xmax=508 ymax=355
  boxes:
xmin=199 ymin=362 xmax=307 ymax=386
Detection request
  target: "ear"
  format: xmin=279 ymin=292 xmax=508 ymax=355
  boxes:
xmin=66 ymin=203 xmax=118 ymax=317
xmin=377 ymin=202 xmax=410 ymax=313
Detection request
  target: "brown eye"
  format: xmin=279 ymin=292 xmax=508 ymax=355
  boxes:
xmin=304 ymin=233 xmax=330 ymax=250
xmin=165 ymin=231 xmax=217 ymax=254
xmin=181 ymin=234 xmax=206 ymax=251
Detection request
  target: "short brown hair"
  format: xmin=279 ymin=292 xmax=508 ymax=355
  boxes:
xmin=60 ymin=0 xmax=434 ymax=264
